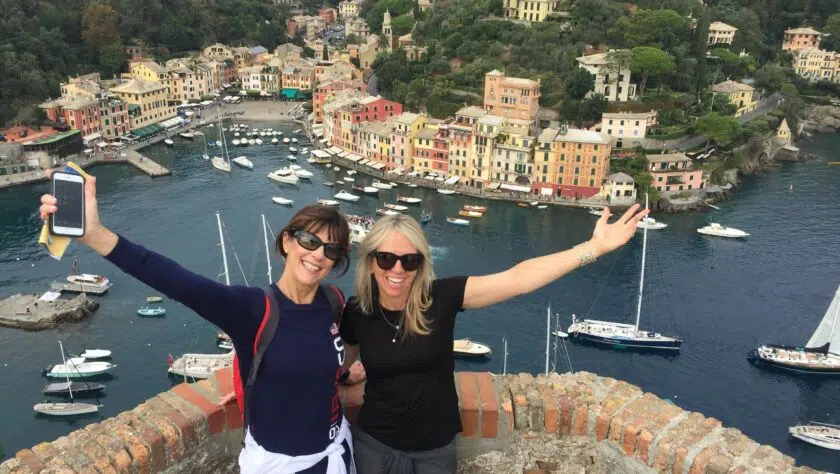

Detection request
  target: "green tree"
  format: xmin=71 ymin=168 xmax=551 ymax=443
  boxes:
xmin=630 ymin=47 xmax=676 ymax=100
xmin=99 ymin=43 xmax=126 ymax=77
xmin=564 ymin=68 xmax=594 ymax=100
xmin=696 ymin=112 xmax=741 ymax=147
xmin=822 ymin=14 xmax=840 ymax=51
xmin=82 ymin=3 xmax=121 ymax=50
xmin=392 ymin=15 xmax=415 ymax=37
xmin=615 ymin=9 xmax=690 ymax=49
xmin=579 ymin=94 xmax=608 ymax=123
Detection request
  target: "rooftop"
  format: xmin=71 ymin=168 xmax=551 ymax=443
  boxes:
xmin=416 ymin=127 xmax=437 ymax=140
xmin=477 ymin=115 xmax=505 ymax=126
xmin=137 ymin=61 xmax=167 ymax=74
xmin=110 ymin=78 xmax=167 ymax=95
xmin=647 ymin=152 xmax=691 ymax=164
xmin=709 ymin=21 xmax=738 ymax=32
xmin=785 ymin=27 xmax=821 ymax=35
xmin=539 ymin=127 xmax=610 ymax=144
xmin=609 ymin=172 xmax=634 ymax=183
xmin=575 ymin=51 xmax=627 ymax=66
xmin=456 ymin=106 xmax=487 ymax=118
xmin=602 ymin=111 xmax=656 ymax=120
xmin=712 ymin=80 xmax=754 ymax=94
xmin=393 ymin=111 xmax=421 ymax=124
xmin=40 ymin=94 xmax=99 ymax=111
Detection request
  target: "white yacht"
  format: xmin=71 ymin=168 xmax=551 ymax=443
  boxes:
xmin=43 ymin=360 xmax=116 ymax=378
xmin=636 ymin=217 xmax=667 ymax=230
xmin=453 ymin=339 xmax=491 ymax=357
xmin=697 ymin=223 xmax=749 ymax=239
xmin=272 ymin=197 xmax=294 ymax=206
xmin=168 ymin=351 xmax=234 ymax=380
xmin=335 ymin=190 xmax=361 ymax=202
xmin=267 ymin=168 xmax=300 ymax=185
xmin=371 ymin=181 xmax=393 ymax=190
xmin=232 ymin=156 xmax=253 ymax=170
xmin=291 ymin=167 xmax=313 ymax=179
xmin=317 ymin=199 xmax=340 ymax=207
xmin=66 ymin=274 xmax=111 ymax=293
xmin=437 ymin=189 xmax=457 ymax=195
xmin=789 ymin=422 xmax=840 ymax=450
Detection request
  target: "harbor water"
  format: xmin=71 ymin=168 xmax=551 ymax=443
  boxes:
xmin=0 ymin=125 xmax=838 ymax=470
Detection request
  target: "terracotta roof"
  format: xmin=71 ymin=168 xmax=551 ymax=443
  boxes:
xmin=785 ymin=27 xmax=821 ymax=35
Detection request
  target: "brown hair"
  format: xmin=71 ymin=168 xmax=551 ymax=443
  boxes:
xmin=276 ymin=204 xmax=351 ymax=275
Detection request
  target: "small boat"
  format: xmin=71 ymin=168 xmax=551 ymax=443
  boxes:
xmin=537 ymin=205 xmax=548 ymax=210
xmin=336 ymin=180 xmax=345 ymax=185
xmin=453 ymin=339 xmax=491 ymax=357
xmin=636 ymin=217 xmax=667 ymax=230
xmin=215 ymin=140 xmax=222 ymax=147
xmin=232 ymin=139 xmax=241 ymax=146
xmin=289 ymin=147 xmax=299 ymax=153
xmin=789 ymin=422 xmax=840 ymax=450
xmin=211 ymin=156 xmax=231 ymax=172
xmin=371 ymin=181 xmax=393 ymax=190
xmin=353 ymin=185 xmax=379 ymax=196
xmin=138 ymin=306 xmax=166 ymax=317
xmin=529 ymin=201 xmax=539 ymax=206
xmin=318 ymin=199 xmax=340 ymax=207
xmin=202 ymin=154 xmax=210 ymax=160
xmin=388 ymin=182 xmax=399 ymax=187
xmin=384 ymin=203 xmax=408 ymax=212
xmin=347 ymin=170 xmax=357 ymax=175
xmin=446 ymin=217 xmax=470 ymax=226
xmin=271 ymin=138 xmax=279 ymax=144
xmin=398 ymin=196 xmax=422 ymax=205
xmin=267 ymin=169 xmax=300 ymax=185
xmin=80 ymin=349 xmax=111 ymax=359
xmin=168 ymin=351 xmax=234 ymax=380
xmin=42 ymin=381 xmax=105 ymax=396
xmin=335 ymin=190 xmax=361 ymax=202
xmin=333 ymin=167 xmax=340 ymax=171
xmin=284 ymin=138 xmax=291 ymax=144
xmin=408 ymin=183 xmax=418 ymax=188
xmin=217 ymin=331 xmax=234 ymax=350
xmin=552 ymin=330 xmax=569 ymax=338
xmin=420 ymin=210 xmax=432 ymax=225
xmin=588 ymin=207 xmax=605 ymax=216
xmin=43 ymin=361 xmax=116 ymax=378
xmin=272 ymin=196 xmax=294 ymax=206
xmin=344 ymin=176 xmax=355 ymax=182
xmin=377 ymin=208 xmax=400 ymax=216
xmin=323 ymin=181 xmax=334 ymax=187
xmin=34 ymin=401 xmax=99 ymax=416
xmin=146 ymin=296 xmax=163 ymax=303
xmin=248 ymin=139 xmax=256 ymax=146
xmin=255 ymin=138 xmax=263 ymax=145
xmin=291 ymin=138 xmax=298 ymax=143
xmin=292 ymin=168 xmax=313 ymax=179
xmin=232 ymin=156 xmax=254 ymax=170
xmin=66 ymin=274 xmax=111 ymax=293
xmin=697 ymin=223 xmax=749 ymax=239
xmin=437 ymin=189 xmax=457 ymax=195
xmin=517 ymin=203 xmax=529 ymax=208
xmin=287 ymin=155 xmax=297 ymax=161
xmin=179 ymin=132 xmax=195 ymax=140
xmin=463 ymin=205 xmax=487 ymax=213
xmin=164 ymin=139 xmax=174 ymax=146
xmin=458 ymin=210 xmax=483 ymax=218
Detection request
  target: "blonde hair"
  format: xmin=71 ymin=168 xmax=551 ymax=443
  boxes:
xmin=354 ymin=214 xmax=436 ymax=338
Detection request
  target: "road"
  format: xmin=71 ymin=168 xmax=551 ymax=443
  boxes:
xmin=676 ymin=92 xmax=782 ymax=150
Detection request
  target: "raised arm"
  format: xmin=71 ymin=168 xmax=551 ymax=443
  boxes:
xmin=462 ymin=205 xmax=647 ymax=310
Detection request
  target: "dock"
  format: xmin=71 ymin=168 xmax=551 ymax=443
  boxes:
xmin=0 ymin=293 xmax=99 ymax=331
xmin=0 ymin=151 xmax=170 ymax=189
xmin=49 ymin=281 xmax=111 ymax=295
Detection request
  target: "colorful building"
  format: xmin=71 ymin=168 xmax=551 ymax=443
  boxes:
xmin=109 ymin=79 xmax=176 ymax=130
xmin=502 ymin=0 xmax=562 ymax=22
xmin=576 ymin=51 xmax=637 ymax=102
xmin=483 ymin=70 xmax=541 ymax=129
xmin=647 ymin=152 xmax=705 ymax=193
xmin=708 ymin=22 xmax=738 ymax=45
xmin=534 ymin=125 xmax=612 ymax=198
xmin=412 ymin=124 xmax=449 ymax=175
xmin=339 ymin=0 xmax=363 ymax=20
xmin=490 ymin=121 xmax=536 ymax=192
xmin=600 ymin=172 xmax=636 ymax=202
xmin=313 ymin=79 xmax=365 ymax=123
xmin=390 ymin=112 xmax=428 ymax=171
xmin=598 ymin=111 xmax=657 ymax=148
xmin=202 ymin=43 xmax=233 ymax=62
xmin=711 ymin=80 xmax=757 ymax=116
xmin=40 ymin=95 xmax=102 ymax=139
xmin=782 ymin=27 xmax=822 ymax=52
xmin=792 ymin=48 xmax=840 ymax=83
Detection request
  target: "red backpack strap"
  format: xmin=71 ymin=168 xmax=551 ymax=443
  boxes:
xmin=240 ymin=288 xmax=282 ymax=432
xmin=322 ymin=284 xmax=345 ymax=323
xmin=232 ymin=293 xmax=272 ymax=423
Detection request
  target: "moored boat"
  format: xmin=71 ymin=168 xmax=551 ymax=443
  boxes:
xmin=789 ymin=422 xmax=840 ymax=450
xmin=43 ymin=361 xmax=116 ymax=378
xmin=178 ymin=132 xmax=195 ymax=140
xmin=317 ymin=199 xmax=340 ymax=207
xmin=335 ymin=190 xmax=361 ymax=202
xmin=383 ymin=203 xmax=408 ymax=212
xmin=272 ymin=196 xmax=294 ymax=206
xmin=42 ymin=381 xmax=105 ymax=396
xmin=437 ymin=189 xmax=457 ymax=195
xmin=138 ymin=306 xmax=166 ymax=317
xmin=232 ymin=156 xmax=253 ymax=170
xmin=453 ymin=339 xmax=491 ymax=357
xmin=80 ymin=349 xmax=111 ymax=359
xmin=397 ymin=196 xmax=422 ymax=205
xmin=636 ymin=217 xmax=667 ymax=230
xmin=376 ymin=208 xmax=400 ymax=216
xmin=168 ymin=351 xmax=234 ymax=380
xmin=697 ymin=223 xmax=750 ymax=239
xmin=446 ymin=217 xmax=469 ymax=226
xmin=458 ymin=210 xmax=483 ymax=218
xmin=463 ymin=205 xmax=487 ymax=213
xmin=164 ymin=139 xmax=174 ymax=146
xmin=267 ymin=168 xmax=300 ymax=185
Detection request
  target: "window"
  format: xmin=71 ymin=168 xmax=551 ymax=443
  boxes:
xmin=573 ymin=178 xmax=578 ymax=185
xmin=559 ymin=166 xmax=564 ymax=173
xmin=592 ymin=156 xmax=597 ymax=164
xmin=589 ymin=179 xmax=594 ymax=186
xmin=574 ymin=167 xmax=579 ymax=175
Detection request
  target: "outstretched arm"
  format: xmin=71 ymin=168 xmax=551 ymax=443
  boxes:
xmin=462 ymin=205 xmax=647 ymax=310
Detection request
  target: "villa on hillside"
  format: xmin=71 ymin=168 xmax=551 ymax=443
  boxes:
xmin=576 ymin=51 xmax=637 ymax=102
xmin=707 ymin=22 xmax=738 ymax=45
xmin=647 ymin=152 xmax=705 ymax=194
xmin=711 ymin=80 xmax=757 ymax=117
xmin=600 ymin=172 xmax=637 ymax=202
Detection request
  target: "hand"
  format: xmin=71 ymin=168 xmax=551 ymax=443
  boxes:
xmin=39 ymin=169 xmax=104 ymax=246
xmin=588 ymin=204 xmax=649 ymax=257
xmin=218 ymin=391 xmax=236 ymax=407
xmin=347 ymin=360 xmax=366 ymax=384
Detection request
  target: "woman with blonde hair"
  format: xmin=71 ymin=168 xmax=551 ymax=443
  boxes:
xmin=338 ymin=205 xmax=647 ymax=473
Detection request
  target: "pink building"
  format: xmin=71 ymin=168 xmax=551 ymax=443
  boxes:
xmin=647 ymin=152 xmax=705 ymax=193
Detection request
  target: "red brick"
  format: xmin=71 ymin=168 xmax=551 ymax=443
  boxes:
xmin=172 ymin=382 xmax=226 ymax=435
xmin=214 ymin=367 xmax=235 ymax=398
xmin=117 ymin=412 xmax=166 ymax=472
xmin=15 ymin=449 xmax=44 ymax=472
xmin=637 ymin=430 xmax=655 ymax=463
xmin=476 ymin=372 xmax=498 ymax=438
xmin=147 ymin=397 xmax=199 ymax=449
xmin=501 ymin=396 xmax=514 ymax=432
xmin=595 ymin=412 xmax=611 ymax=441
xmin=689 ymin=446 xmax=719 ymax=474
xmin=572 ymin=404 xmax=588 ymax=435
xmin=540 ymin=387 xmax=559 ymax=434
xmin=133 ymin=403 xmax=185 ymax=463
xmin=622 ymin=416 xmax=645 ymax=455
xmin=558 ymin=396 xmax=572 ymax=436
xmin=458 ymin=372 xmax=479 ymax=437
xmin=222 ymin=402 xmax=243 ymax=430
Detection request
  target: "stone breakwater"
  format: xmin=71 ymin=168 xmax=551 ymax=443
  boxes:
xmin=801 ymin=105 xmax=840 ymax=134
xmin=0 ymin=293 xmax=99 ymax=331
xmin=0 ymin=370 xmax=821 ymax=473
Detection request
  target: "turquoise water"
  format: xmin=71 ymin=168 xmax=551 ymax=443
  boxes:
xmin=0 ymin=125 xmax=838 ymax=470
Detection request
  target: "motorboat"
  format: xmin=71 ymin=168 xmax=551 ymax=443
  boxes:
xmin=80 ymin=349 xmax=111 ymax=359
xmin=146 ymin=296 xmax=163 ymax=303
xmin=344 ymin=176 xmax=355 ymax=182
xmin=272 ymin=196 xmax=294 ymax=206
xmin=437 ymin=189 xmax=457 ymax=195
xmin=383 ymin=203 xmax=408 ymax=212
xmin=408 ymin=183 xmax=418 ymax=188
xmin=66 ymin=274 xmax=111 ymax=293
xmin=335 ymin=190 xmax=361 ymax=202
xmin=453 ymin=339 xmax=491 ymax=357
xmin=333 ymin=167 xmax=340 ymax=171
xmin=353 ymin=185 xmax=379 ymax=196
xmin=179 ymin=132 xmax=195 ymax=140
xmin=287 ymin=155 xmax=297 ymax=161
xmin=388 ymin=182 xmax=399 ymax=187
xmin=697 ymin=223 xmax=750 ymax=239
xmin=458 ymin=210 xmax=483 ymax=218
xmin=588 ymin=207 xmax=605 ymax=216
xmin=789 ymin=422 xmax=840 ymax=450
xmin=289 ymin=147 xmax=299 ymax=153
xmin=283 ymin=138 xmax=291 ymax=144
xmin=211 ymin=156 xmax=231 ymax=172
xmin=347 ymin=170 xmax=357 ymax=175
xmin=248 ymin=139 xmax=256 ymax=146
xmin=43 ymin=360 xmax=116 ymax=378
xmin=517 ymin=203 xmax=530 ymax=208
xmin=336 ymin=180 xmax=345 ymax=185
xmin=537 ymin=205 xmax=548 ymax=210
xmin=232 ymin=156 xmax=254 ymax=170
xmin=446 ymin=217 xmax=469 ymax=226
xmin=529 ymin=201 xmax=539 ymax=206
xmin=636 ymin=217 xmax=667 ymax=230
xmin=323 ymin=182 xmax=334 ymax=187
xmin=168 ymin=351 xmax=234 ymax=380
xmin=233 ymin=139 xmax=241 ymax=146
xmin=138 ymin=306 xmax=166 ymax=317
xmin=42 ymin=381 xmax=105 ymax=396
xmin=267 ymin=169 xmax=300 ymax=185
xmin=371 ymin=181 xmax=393 ymax=190
xmin=317 ymin=199 xmax=340 ymax=207
xmin=217 ymin=331 xmax=233 ymax=350
xmin=291 ymin=138 xmax=298 ymax=143
xmin=397 ymin=196 xmax=422 ymax=205
xmin=292 ymin=168 xmax=313 ymax=179
xmin=164 ymin=139 xmax=174 ymax=146
xmin=271 ymin=138 xmax=279 ymax=144
xmin=255 ymin=138 xmax=263 ymax=145
xmin=463 ymin=205 xmax=487 ymax=213
xmin=377 ymin=208 xmax=400 ymax=216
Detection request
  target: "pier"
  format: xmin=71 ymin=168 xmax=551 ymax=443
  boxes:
xmin=0 ymin=293 xmax=99 ymax=331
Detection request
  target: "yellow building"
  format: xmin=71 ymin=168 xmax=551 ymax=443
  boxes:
xmin=776 ymin=119 xmax=792 ymax=145
xmin=202 ymin=43 xmax=233 ymax=62
xmin=109 ymin=79 xmax=176 ymax=130
xmin=390 ymin=112 xmax=428 ymax=171
xmin=782 ymin=27 xmax=822 ymax=52
xmin=711 ymin=80 xmax=757 ymax=117
xmin=491 ymin=122 xmax=536 ymax=192
xmin=708 ymin=22 xmax=738 ymax=45
xmin=503 ymin=0 xmax=562 ymax=22
xmin=600 ymin=172 xmax=637 ymax=202
xmin=470 ymin=115 xmax=505 ymax=189
xmin=792 ymin=48 xmax=840 ymax=83
xmin=339 ymin=0 xmax=363 ymax=20
xmin=130 ymin=62 xmax=168 ymax=83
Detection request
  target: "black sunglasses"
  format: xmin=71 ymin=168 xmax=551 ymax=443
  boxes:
xmin=292 ymin=230 xmax=344 ymax=261
xmin=370 ymin=251 xmax=424 ymax=272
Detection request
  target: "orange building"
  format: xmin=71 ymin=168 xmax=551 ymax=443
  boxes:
xmin=40 ymin=95 xmax=102 ymax=139
xmin=313 ymin=79 xmax=365 ymax=123
xmin=534 ymin=125 xmax=611 ymax=198
xmin=482 ymin=70 xmax=541 ymax=129
xmin=782 ymin=27 xmax=822 ymax=51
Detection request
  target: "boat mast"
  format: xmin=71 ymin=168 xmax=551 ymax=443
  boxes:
xmin=828 ymin=289 xmax=840 ymax=355
xmin=58 ymin=340 xmax=73 ymax=402
xmin=216 ymin=212 xmax=231 ymax=286
xmin=545 ymin=304 xmax=551 ymax=375
xmin=261 ymin=214 xmax=273 ymax=283
xmin=219 ymin=112 xmax=230 ymax=165
xmin=634 ymin=194 xmax=649 ymax=334
xmin=502 ymin=336 xmax=508 ymax=375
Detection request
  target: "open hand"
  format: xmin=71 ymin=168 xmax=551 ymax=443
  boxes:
xmin=39 ymin=169 xmax=103 ymax=246
xmin=589 ymin=204 xmax=649 ymax=256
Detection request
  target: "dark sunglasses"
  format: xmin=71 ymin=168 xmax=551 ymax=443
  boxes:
xmin=371 ymin=251 xmax=424 ymax=272
xmin=292 ymin=230 xmax=344 ymax=261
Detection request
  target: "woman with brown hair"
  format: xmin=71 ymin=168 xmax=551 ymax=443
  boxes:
xmin=39 ymin=171 xmax=360 ymax=474
xmin=339 ymin=206 xmax=647 ymax=473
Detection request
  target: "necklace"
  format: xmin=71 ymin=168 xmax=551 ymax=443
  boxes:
xmin=378 ymin=304 xmax=400 ymax=343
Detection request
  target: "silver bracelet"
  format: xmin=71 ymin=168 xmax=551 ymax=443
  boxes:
xmin=574 ymin=243 xmax=597 ymax=267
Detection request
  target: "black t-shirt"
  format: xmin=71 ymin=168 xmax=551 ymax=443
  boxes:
xmin=340 ymin=276 xmax=468 ymax=451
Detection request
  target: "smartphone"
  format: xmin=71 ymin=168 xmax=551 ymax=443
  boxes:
xmin=50 ymin=171 xmax=86 ymax=237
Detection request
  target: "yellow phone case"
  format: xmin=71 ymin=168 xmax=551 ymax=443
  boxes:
xmin=38 ymin=162 xmax=91 ymax=260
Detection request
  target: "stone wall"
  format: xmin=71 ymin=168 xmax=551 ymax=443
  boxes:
xmin=0 ymin=370 xmax=822 ymax=474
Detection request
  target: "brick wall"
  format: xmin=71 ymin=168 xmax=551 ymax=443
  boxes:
xmin=0 ymin=371 xmax=822 ymax=473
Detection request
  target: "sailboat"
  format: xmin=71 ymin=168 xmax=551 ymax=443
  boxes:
xmin=567 ymin=195 xmax=682 ymax=351
xmin=168 ymin=212 xmax=234 ymax=379
xmin=748 ymin=284 xmax=840 ymax=374
xmin=35 ymin=341 xmax=100 ymax=416
xmin=211 ymin=112 xmax=231 ymax=173
xmin=201 ymin=134 xmax=210 ymax=160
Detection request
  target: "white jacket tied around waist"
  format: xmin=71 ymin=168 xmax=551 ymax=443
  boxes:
xmin=239 ymin=417 xmax=354 ymax=474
